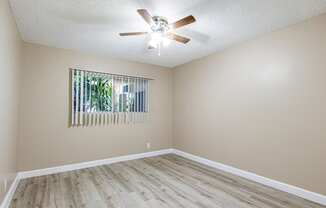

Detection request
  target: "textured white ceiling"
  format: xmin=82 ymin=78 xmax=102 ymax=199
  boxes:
xmin=10 ymin=0 xmax=326 ymax=67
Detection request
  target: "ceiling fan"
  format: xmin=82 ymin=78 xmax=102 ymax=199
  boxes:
xmin=119 ymin=9 xmax=196 ymax=53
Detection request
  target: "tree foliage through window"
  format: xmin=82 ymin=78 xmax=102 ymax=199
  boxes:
xmin=71 ymin=69 xmax=149 ymax=126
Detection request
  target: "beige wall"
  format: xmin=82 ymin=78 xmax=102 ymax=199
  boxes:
xmin=4 ymin=1 xmax=325 ymax=199
xmin=0 ymin=0 xmax=22 ymax=203
xmin=18 ymin=43 xmax=173 ymax=171
xmin=173 ymin=14 xmax=326 ymax=195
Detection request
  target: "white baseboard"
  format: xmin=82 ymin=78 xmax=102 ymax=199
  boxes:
xmin=172 ymin=149 xmax=326 ymax=206
xmin=0 ymin=174 xmax=20 ymax=208
xmin=19 ymin=149 xmax=174 ymax=179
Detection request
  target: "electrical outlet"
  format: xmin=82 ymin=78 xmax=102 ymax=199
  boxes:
xmin=146 ymin=142 xmax=151 ymax=150
xmin=0 ymin=179 xmax=5 ymax=194
xmin=4 ymin=179 xmax=7 ymax=192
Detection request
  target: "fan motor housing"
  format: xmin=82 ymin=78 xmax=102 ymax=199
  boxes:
xmin=151 ymin=16 xmax=169 ymax=33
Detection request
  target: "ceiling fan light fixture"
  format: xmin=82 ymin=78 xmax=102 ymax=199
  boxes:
xmin=120 ymin=9 xmax=196 ymax=53
xmin=149 ymin=32 xmax=162 ymax=48
xmin=149 ymin=32 xmax=171 ymax=48
xmin=162 ymin=37 xmax=171 ymax=47
xmin=151 ymin=32 xmax=163 ymax=41
xmin=148 ymin=39 xmax=158 ymax=49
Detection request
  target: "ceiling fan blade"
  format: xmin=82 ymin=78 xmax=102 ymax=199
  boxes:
xmin=166 ymin=33 xmax=190 ymax=44
xmin=119 ymin=32 xmax=148 ymax=36
xmin=170 ymin=15 xmax=196 ymax=29
xmin=137 ymin=9 xmax=153 ymax=25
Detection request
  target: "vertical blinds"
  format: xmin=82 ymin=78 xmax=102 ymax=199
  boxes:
xmin=71 ymin=69 xmax=150 ymax=127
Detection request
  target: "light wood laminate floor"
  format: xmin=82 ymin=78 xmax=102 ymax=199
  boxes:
xmin=10 ymin=154 xmax=325 ymax=208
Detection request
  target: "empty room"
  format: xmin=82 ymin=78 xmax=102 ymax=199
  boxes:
xmin=1 ymin=0 xmax=326 ymax=207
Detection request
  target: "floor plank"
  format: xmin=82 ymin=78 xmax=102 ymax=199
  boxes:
xmin=10 ymin=154 xmax=326 ymax=208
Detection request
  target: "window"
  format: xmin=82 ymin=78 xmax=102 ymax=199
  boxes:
xmin=70 ymin=69 xmax=149 ymax=126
